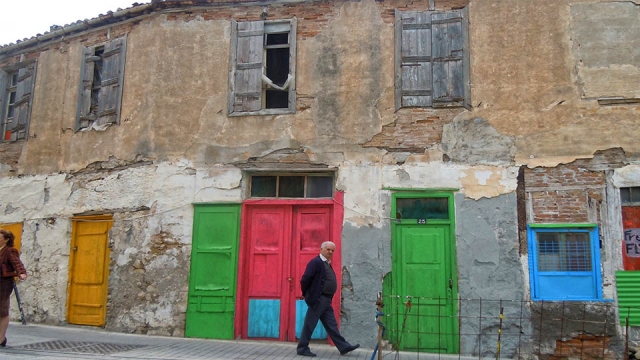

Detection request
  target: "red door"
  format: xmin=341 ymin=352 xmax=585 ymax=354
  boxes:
xmin=236 ymin=201 xmax=341 ymax=342
xmin=622 ymin=206 xmax=640 ymax=270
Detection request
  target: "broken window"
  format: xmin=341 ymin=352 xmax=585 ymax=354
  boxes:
xmin=395 ymin=8 xmax=470 ymax=110
xmin=528 ymin=225 xmax=602 ymax=301
xmin=0 ymin=61 xmax=37 ymax=142
xmin=228 ymin=19 xmax=297 ymax=116
xmin=249 ymin=174 xmax=333 ymax=198
xmin=76 ymin=36 xmax=127 ymax=132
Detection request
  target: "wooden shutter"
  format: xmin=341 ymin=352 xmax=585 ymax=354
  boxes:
xmin=432 ymin=10 xmax=464 ymax=107
xmin=229 ymin=20 xmax=264 ymax=114
xmin=10 ymin=61 xmax=37 ymax=141
xmin=395 ymin=9 xmax=470 ymax=109
xmin=76 ymin=46 xmax=97 ymax=131
xmin=287 ymin=18 xmax=297 ymax=113
xmin=96 ymin=36 xmax=126 ymax=128
xmin=395 ymin=10 xmax=433 ymax=110
xmin=462 ymin=7 xmax=471 ymax=110
xmin=0 ymin=70 xmax=8 ymax=140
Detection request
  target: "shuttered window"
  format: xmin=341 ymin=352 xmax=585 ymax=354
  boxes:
xmin=0 ymin=61 xmax=37 ymax=142
xmin=395 ymin=8 xmax=470 ymax=110
xmin=527 ymin=224 xmax=603 ymax=301
xmin=76 ymin=36 xmax=127 ymax=132
xmin=228 ymin=19 xmax=297 ymax=116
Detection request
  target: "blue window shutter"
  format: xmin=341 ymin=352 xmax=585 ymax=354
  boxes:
xmin=528 ymin=225 xmax=602 ymax=301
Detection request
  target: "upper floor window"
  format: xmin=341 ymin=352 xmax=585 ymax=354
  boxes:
xmin=527 ymin=224 xmax=603 ymax=301
xmin=228 ymin=19 xmax=297 ymax=116
xmin=0 ymin=61 xmax=37 ymax=142
xmin=76 ymin=36 xmax=127 ymax=132
xmin=395 ymin=9 xmax=470 ymax=110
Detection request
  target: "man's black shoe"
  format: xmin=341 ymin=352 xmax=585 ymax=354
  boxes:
xmin=297 ymin=350 xmax=317 ymax=357
xmin=340 ymin=344 xmax=360 ymax=355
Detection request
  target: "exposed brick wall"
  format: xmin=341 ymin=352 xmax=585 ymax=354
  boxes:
xmin=551 ymin=334 xmax=615 ymax=360
xmin=363 ymin=108 xmax=460 ymax=152
xmin=525 ymin=164 xmax=606 ymax=224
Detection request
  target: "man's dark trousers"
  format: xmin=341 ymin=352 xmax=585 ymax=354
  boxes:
xmin=297 ymin=294 xmax=350 ymax=353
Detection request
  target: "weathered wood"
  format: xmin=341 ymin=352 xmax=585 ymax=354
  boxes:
xmin=76 ymin=46 xmax=96 ymax=132
xmin=432 ymin=10 xmax=463 ymax=105
xmin=396 ymin=8 xmax=470 ymax=109
xmin=399 ymin=11 xmax=432 ymax=107
xmin=462 ymin=6 xmax=471 ymax=109
xmin=10 ymin=61 xmax=36 ymax=141
xmin=97 ymin=36 xmax=126 ymax=128
xmin=233 ymin=21 xmax=264 ymax=113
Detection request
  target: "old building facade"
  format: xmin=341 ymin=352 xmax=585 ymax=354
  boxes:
xmin=0 ymin=0 xmax=639 ymax=357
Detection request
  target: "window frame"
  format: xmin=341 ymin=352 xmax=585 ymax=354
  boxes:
xmin=0 ymin=60 xmax=37 ymax=142
xmin=620 ymin=186 xmax=640 ymax=206
xmin=247 ymin=173 xmax=334 ymax=199
xmin=527 ymin=224 xmax=603 ymax=301
xmin=75 ymin=36 xmax=127 ymax=132
xmin=228 ymin=18 xmax=297 ymax=116
xmin=394 ymin=8 xmax=471 ymax=110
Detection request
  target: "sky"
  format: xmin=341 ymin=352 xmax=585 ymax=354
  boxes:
xmin=0 ymin=0 xmax=150 ymax=46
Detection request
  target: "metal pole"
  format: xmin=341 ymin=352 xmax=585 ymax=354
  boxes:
xmin=13 ymin=281 xmax=26 ymax=325
xmin=495 ymin=303 xmax=503 ymax=360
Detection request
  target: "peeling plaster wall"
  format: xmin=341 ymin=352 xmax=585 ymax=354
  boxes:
xmin=0 ymin=160 xmax=239 ymax=332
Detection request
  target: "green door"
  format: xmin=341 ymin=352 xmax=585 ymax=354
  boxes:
xmin=390 ymin=192 xmax=458 ymax=353
xmin=186 ymin=204 xmax=240 ymax=339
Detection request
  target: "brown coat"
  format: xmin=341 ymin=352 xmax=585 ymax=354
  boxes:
xmin=0 ymin=247 xmax=26 ymax=278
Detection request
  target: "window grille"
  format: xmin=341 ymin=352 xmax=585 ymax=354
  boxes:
xmin=537 ymin=232 xmax=591 ymax=271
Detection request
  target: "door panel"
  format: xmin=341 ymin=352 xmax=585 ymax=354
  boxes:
xmin=67 ymin=216 xmax=112 ymax=326
xmin=295 ymin=300 xmax=329 ymax=339
xmin=397 ymin=225 xmax=455 ymax=352
xmin=248 ymin=299 xmax=281 ymax=338
xmin=292 ymin=207 xmax=331 ymax=340
xmin=244 ymin=206 xmax=289 ymax=339
xmin=240 ymin=203 xmax=335 ymax=342
xmin=0 ymin=223 xmax=22 ymax=250
xmin=186 ymin=204 xmax=240 ymax=339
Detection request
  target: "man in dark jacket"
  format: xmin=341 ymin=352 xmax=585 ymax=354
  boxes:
xmin=296 ymin=241 xmax=359 ymax=357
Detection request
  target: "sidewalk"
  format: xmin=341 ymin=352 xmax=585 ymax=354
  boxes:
xmin=0 ymin=322 xmax=487 ymax=360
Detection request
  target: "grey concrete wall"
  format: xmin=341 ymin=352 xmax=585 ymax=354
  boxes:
xmin=455 ymin=193 xmax=531 ymax=357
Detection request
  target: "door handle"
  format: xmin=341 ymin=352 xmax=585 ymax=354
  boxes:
xmin=73 ymin=246 xmax=78 ymax=251
xmin=449 ymin=279 xmax=453 ymax=289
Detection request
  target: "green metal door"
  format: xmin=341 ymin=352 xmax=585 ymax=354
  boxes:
xmin=390 ymin=192 xmax=458 ymax=353
xmin=186 ymin=204 xmax=240 ymax=339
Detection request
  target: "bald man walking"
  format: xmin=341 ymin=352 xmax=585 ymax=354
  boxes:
xmin=296 ymin=241 xmax=360 ymax=357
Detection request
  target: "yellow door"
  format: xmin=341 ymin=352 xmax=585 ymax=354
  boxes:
xmin=0 ymin=223 xmax=22 ymax=250
xmin=67 ymin=215 xmax=112 ymax=326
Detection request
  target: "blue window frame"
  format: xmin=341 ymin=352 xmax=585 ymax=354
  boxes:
xmin=528 ymin=224 xmax=603 ymax=301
